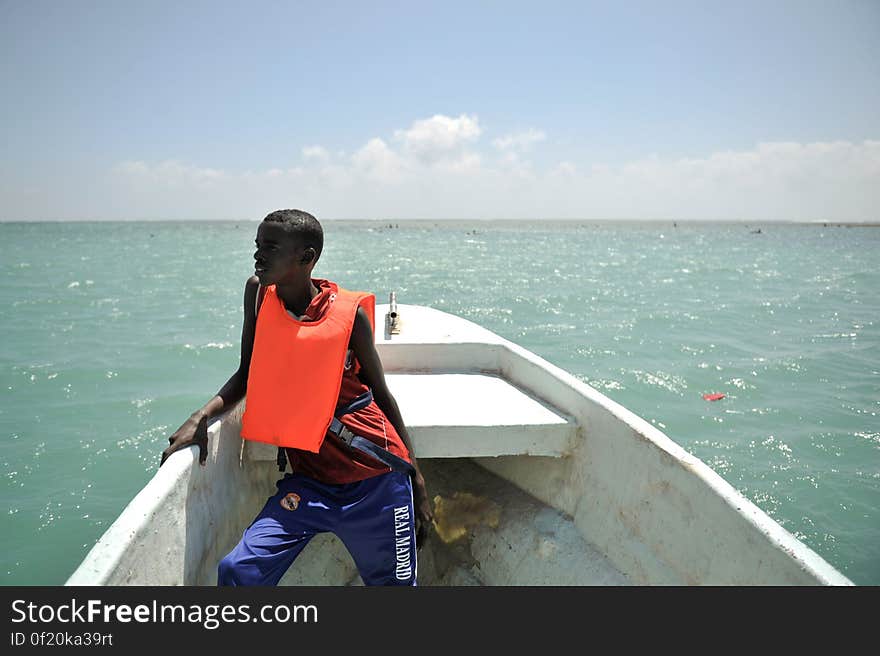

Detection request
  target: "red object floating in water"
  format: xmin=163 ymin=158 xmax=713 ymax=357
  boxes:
xmin=702 ymin=393 xmax=726 ymax=401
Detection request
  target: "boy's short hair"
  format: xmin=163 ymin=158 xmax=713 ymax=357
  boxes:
xmin=263 ymin=209 xmax=323 ymax=260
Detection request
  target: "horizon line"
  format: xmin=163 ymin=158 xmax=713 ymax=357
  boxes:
xmin=2 ymin=218 xmax=878 ymax=226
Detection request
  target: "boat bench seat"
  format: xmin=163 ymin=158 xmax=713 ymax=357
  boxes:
xmin=245 ymin=372 xmax=576 ymax=461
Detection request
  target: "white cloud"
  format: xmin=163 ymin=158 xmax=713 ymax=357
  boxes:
xmin=436 ymin=151 xmax=482 ymax=174
xmin=394 ymin=113 xmax=482 ymax=164
xmin=301 ymin=145 xmax=330 ymax=162
xmin=590 ymin=140 xmax=880 ymax=220
xmin=93 ymin=132 xmax=880 ymax=221
xmin=551 ymin=161 xmax=577 ymax=177
xmin=351 ymin=138 xmax=406 ymax=183
xmin=115 ymin=160 xmax=225 ymax=190
xmin=492 ymin=129 xmax=546 ymax=151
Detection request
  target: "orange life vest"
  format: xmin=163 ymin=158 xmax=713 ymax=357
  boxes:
xmin=240 ymin=282 xmax=376 ymax=452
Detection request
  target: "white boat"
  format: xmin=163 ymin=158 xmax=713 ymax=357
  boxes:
xmin=66 ymin=301 xmax=853 ymax=586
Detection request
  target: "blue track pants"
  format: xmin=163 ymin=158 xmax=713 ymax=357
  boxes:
xmin=217 ymin=471 xmax=416 ymax=586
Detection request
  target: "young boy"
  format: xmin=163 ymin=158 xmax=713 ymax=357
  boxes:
xmin=160 ymin=209 xmax=432 ymax=586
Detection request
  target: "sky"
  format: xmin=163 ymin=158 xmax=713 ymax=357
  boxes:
xmin=1 ymin=0 xmax=878 ymax=221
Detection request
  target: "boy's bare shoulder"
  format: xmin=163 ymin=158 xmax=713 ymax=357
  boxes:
xmin=242 ymin=275 xmax=260 ymax=310
xmin=354 ymin=306 xmax=373 ymax=333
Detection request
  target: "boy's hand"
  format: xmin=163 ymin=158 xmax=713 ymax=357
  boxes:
xmin=160 ymin=414 xmax=209 ymax=467
xmin=411 ymin=471 xmax=434 ymax=549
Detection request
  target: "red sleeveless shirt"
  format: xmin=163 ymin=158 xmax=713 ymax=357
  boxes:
xmin=247 ymin=279 xmax=412 ymax=484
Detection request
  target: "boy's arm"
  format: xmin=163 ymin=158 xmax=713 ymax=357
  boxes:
xmin=349 ymin=307 xmax=434 ymax=544
xmin=160 ymin=276 xmax=260 ymax=467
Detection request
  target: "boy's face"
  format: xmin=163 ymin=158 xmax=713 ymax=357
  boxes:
xmin=253 ymin=221 xmax=311 ymax=285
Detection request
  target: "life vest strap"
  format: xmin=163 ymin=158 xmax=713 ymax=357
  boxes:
xmin=335 ymin=388 xmax=376 ymax=418
xmin=275 ymin=388 xmax=414 ymax=475
xmin=341 ymin=433 xmax=415 ymax=476
xmin=330 ymin=388 xmax=415 ymax=475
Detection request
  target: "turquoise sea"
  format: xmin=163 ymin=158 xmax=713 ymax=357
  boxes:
xmin=1 ymin=220 xmax=878 ymax=585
